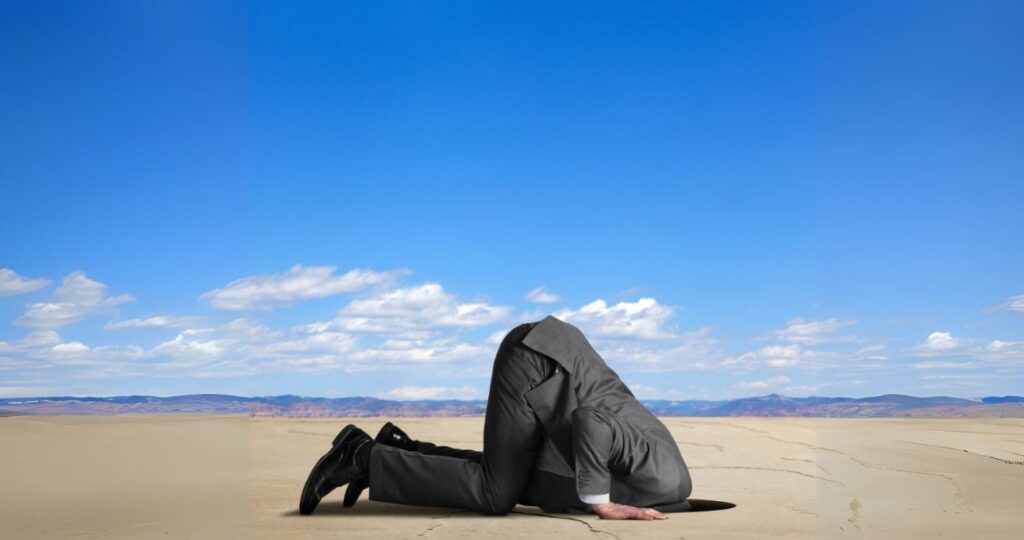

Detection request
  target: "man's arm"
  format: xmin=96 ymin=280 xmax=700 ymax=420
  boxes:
xmin=573 ymin=407 xmax=670 ymax=520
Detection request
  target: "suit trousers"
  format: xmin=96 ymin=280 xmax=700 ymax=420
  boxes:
xmin=367 ymin=322 xmax=551 ymax=515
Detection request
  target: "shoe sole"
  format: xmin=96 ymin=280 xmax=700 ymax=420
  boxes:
xmin=299 ymin=424 xmax=360 ymax=515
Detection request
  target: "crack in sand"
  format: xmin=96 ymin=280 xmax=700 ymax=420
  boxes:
xmin=787 ymin=505 xmax=818 ymax=517
xmin=511 ymin=510 xmax=621 ymax=540
xmin=678 ymin=441 xmax=724 ymax=452
xmin=896 ymin=440 xmax=1024 ymax=465
xmin=780 ymin=456 xmax=832 ymax=476
xmin=691 ymin=465 xmax=846 ymax=486
xmin=417 ymin=510 xmax=470 ymax=537
xmin=690 ymin=421 xmax=846 ymax=455
xmin=417 ymin=522 xmax=443 ymax=537
xmin=935 ymin=429 xmax=1023 ymax=436
xmin=287 ymin=429 xmax=333 ymax=438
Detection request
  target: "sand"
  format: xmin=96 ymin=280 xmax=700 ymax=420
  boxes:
xmin=1 ymin=415 xmax=1021 ymax=539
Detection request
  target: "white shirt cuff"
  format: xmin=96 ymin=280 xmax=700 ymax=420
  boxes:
xmin=579 ymin=492 xmax=610 ymax=505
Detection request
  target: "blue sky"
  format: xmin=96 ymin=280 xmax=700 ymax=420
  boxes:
xmin=1 ymin=1 xmax=1022 ymax=400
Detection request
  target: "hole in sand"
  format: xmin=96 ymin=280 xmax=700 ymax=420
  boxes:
xmin=685 ymin=499 xmax=737 ymax=512
xmin=284 ymin=499 xmax=737 ymax=517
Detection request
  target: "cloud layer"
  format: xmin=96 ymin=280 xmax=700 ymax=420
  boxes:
xmin=1 ymin=265 xmax=1022 ymax=399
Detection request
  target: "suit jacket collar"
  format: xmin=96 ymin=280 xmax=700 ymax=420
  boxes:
xmin=521 ymin=315 xmax=576 ymax=374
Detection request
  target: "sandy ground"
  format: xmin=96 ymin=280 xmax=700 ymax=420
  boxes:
xmin=1 ymin=415 xmax=1022 ymax=539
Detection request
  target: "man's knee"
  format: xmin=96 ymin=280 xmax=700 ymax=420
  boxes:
xmin=680 ymin=477 xmax=693 ymax=500
xmin=482 ymin=491 xmax=519 ymax=515
xmin=492 ymin=332 xmax=547 ymax=387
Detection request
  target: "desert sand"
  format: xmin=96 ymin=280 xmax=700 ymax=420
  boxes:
xmin=1 ymin=415 xmax=1021 ymax=539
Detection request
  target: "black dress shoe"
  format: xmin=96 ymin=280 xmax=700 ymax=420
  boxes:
xmin=378 ymin=421 xmax=417 ymax=451
xmin=341 ymin=422 xmax=416 ymax=507
xmin=299 ymin=425 xmax=372 ymax=515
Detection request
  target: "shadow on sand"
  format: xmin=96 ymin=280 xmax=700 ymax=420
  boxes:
xmin=282 ymin=499 xmax=736 ymax=517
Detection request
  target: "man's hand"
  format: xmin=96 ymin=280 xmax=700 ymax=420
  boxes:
xmin=591 ymin=502 xmax=669 ymax=520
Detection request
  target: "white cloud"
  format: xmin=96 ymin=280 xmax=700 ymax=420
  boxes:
xmin=329 ymin=283 xmax=511 ymax=332
xmin=51 ymin=341 xmax=90 ymax=354
xmin=500 ymin=298 xmax=720 ymax=374
xmin=0 ymin=331 xmax=60 ymax=354
xmin=733 ymin=375 xmax=792 ymax=392
xmin=152 ymin=331 xmax=232 ymax=361
xmin=988 ymin=340 xmax=1013 ymax=351
xmin=486 ymin=329 xmax=509 ymax=345
xmin=1003 ymin=294 xmax=1024 ymax=312
xmin=16 ymin=303 xmax=84 ymax=328
xmin=902 ymin=333 xmax=1024 ymax=369
xmin=378 ymin=385 xmax=483 ymax=400
xmin=721 ymin=315 xmax=880 ymax=374
xmin=724 ymin=344 xmax=808 ymax=369
xmin=348 ymin=340 xmax=489 ymax=369
xmin=0 ymin=268 xmax=50 ymax=296
xmin=1 ymin=330 xmax=146 ymax=380
xmin=758 ymin=345 xmax=804 ymax=367
xmin=624 ymin=383 xmax=689 ymax=400
xmin=140 ymin=313 xmax=493 ymax=375
xmin=150 ymin=319 xmax=352 ymax=372
xmin=597 ymin=326 xmax=720 ymax=372
xmin=554 ymin=297 xmax=676 ymax=340
xmin=16 ymin=272 xmax=134 ymax=328
xmin=200 ymin=265 xmax=406 ymax=311
xmin=981 ymin=340 xmax=1024 ymax=365
xmin=14 ymin=331 xmax=62 ymax=349
xmin=0 ymin=386 xmax=54 ymax=397
xmin=259 ymin=331 xmax=357 ymax=356
xmin=105 ymin=316 xmax=197 ymax=330
xmin=910 ymin=360 xmax=977 ymax=369
xmin=526 ymin=286 xmax=561 ymax=304
xmin=920 ymin=331 xmax=959 ymax=351
xmin=766 ymin=317 xmax=856 ymax=344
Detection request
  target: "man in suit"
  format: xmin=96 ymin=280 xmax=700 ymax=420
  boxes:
xmin=299 ymin=315 xmax=693 ymax=519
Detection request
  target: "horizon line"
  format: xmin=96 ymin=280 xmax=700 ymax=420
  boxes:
xmin=3 ymin=392 xmax=1021 ymax=402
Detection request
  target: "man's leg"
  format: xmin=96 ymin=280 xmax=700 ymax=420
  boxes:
xmin=409 ymin=440 xmax=482 ymax=463
xmin=572 ymin=406 xmax=692 ymax=506
xmin=368 ymin=324 xmax=549 ymax=514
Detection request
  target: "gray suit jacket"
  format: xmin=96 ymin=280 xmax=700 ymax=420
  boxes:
xmin=518 ymin=315 xmax=691 ymax=512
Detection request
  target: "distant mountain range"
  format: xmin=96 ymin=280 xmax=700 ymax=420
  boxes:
xmin=2 ymin=393 xmax=1023 ymax=417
